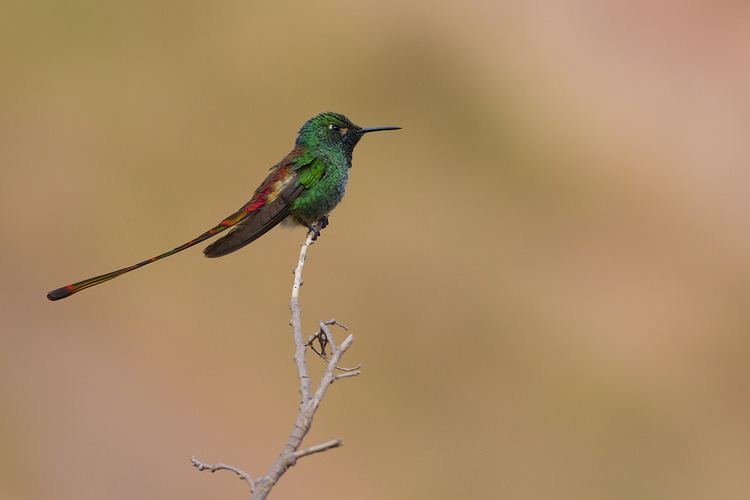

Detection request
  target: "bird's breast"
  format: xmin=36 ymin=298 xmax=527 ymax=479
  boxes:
xmin=291 ymin=166 xmax=348 ymax=224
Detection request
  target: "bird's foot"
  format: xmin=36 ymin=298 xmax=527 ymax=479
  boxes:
xmin=305 ymin=216 xmax=329 ymax=241
xmin=305 ymin=224 xmax=321 ymax=241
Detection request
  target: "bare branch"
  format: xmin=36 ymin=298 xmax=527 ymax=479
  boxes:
xmin=289 ymin=231 xmax=317 ymax=407
xmin=293 ymin=438 xmax=344 ymax=460
xmin=193 ymin=226 xmax=361 ymax=500
xmin=334 ymin=370 xmax=361 ymax=381
xmin=310 ymin=334 xmax=354 ymax=404
xmin=323 ymin=319 xmax=350 ymax=331
xmin=253 ymin=231 xmax=358 ymax=499
xmin=190 ymin=456 xmax=254 ymax=492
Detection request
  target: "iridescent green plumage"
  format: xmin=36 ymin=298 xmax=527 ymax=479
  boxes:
xmin=46 ymin=112 xmax=400 ymax=301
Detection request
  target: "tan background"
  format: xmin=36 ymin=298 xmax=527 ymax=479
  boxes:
xmin=2 ymin=1 xmax=750 ymax=499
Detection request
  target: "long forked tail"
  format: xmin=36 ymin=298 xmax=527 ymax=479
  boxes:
xmin=46 ymin=208 xmax=252 ymax=301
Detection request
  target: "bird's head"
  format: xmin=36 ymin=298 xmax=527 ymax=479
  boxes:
xmin=296 ymin=112 xmax=400 ymax=159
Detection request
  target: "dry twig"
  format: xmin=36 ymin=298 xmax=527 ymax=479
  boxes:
xmin=192 ymin=227 xmax=360 ymax=499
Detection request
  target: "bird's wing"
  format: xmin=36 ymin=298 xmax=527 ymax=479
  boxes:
xmin=202 ymin=176 xmax=304 ymax=257
xmin=202 ymin=150 xmax=316 ymax=258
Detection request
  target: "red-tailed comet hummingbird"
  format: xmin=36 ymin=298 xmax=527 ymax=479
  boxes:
xmin=47 ymin=112 xmax=400 ymax=301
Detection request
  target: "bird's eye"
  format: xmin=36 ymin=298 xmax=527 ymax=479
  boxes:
xmin=328 ymin=124 xmax=340 ymax=131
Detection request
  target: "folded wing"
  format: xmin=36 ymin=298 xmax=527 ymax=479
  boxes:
xmin=203 ymin=179 xmax=305 ymax=257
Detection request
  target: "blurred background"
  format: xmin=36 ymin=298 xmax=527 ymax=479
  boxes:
xmin=2 ymin=1 xmax=749 ymax=498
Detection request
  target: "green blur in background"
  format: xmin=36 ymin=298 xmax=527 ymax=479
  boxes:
xmin=2 ymin=1 xmax=749 ymax=499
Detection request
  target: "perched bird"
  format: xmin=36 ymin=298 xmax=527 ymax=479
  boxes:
xmin=46 ymin=112 xmax=400 ymax=301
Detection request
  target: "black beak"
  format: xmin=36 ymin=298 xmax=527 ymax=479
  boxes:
xmin=358 ymin=126 xmax=402 ymax=134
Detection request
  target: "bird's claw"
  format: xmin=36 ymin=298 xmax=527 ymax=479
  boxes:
xmin=306 ymin=216 xmax=329 ymax=241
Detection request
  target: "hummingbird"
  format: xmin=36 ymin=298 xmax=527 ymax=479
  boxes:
xmin=46 ymin=112 xmax=400 ymax=301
